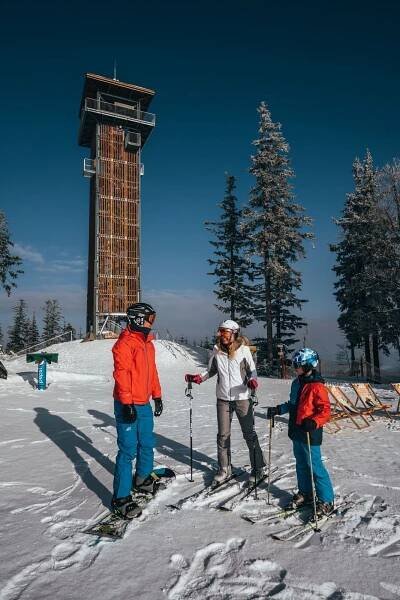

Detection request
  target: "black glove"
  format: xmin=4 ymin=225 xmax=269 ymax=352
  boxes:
xmin=266 ymin=405 xmax=280 ymax=419
xmin=153 ymin=398 xmax=163 ymax=417
xmin=122 ymin=403 xmax=137 ymax=423
xmin=301 ymin=417 xmax=317 ymax=432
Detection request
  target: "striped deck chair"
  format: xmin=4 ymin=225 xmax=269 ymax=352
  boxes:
xmin=391 ymin=383 xmax=400 ymax=414
xmin=327 ymin=385 xmax=371 ymax=430
xmin=351 ymin=383 xmax=392 ymax=418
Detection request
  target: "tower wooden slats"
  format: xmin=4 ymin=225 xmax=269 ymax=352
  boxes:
xmin=79 ymin=73 xmax=155 ymax=334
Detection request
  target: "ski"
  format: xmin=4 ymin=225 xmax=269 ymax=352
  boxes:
xmin=84 ymin=468 xmax=176 ymax=539
xmin=166 ymin=469 xmax=246 ymax=511
xmin=241 ymin=502 xmax=311 ymax=525
xmin=217 ymin=466 xmax=280 ymax=511
xmin=271 ymin=497 xmax=357 ymax=542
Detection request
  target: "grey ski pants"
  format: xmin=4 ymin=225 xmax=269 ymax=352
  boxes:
xmin=216 ymin=398 xmax=266 ymax=472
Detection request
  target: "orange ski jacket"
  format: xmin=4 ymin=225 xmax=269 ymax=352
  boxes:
xmin=112 ymin=328 xmax=162 ymax=405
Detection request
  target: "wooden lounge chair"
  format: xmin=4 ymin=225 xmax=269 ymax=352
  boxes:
xmin=351 ymin=383 xmax=392 ymax=418
xmin=391 ymin=383 xmax=400 ymax=414
xmin=326 ymin=385 xmax=371 ymax=431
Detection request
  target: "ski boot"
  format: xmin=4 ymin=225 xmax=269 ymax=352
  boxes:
xmin=135 ymin=472 xmax=163 ymax=494
xmin=315 ymin=500 xmax=334 ymax=517
xmin=211 ymin=466 xmax=232 ymax=488
xmin=111 ymin=495 xmax=142 ymax=520
xmin=248 ymin=466 xmax=267 ymax=484
xmin=286 ymin=491 xmax=313 ymax=510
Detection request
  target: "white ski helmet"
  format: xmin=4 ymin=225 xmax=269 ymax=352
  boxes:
xmin=218 ymin=319 xmax=240 ymax=334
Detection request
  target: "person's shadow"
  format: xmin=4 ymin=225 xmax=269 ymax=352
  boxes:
xmin=88 ymin=409 xmax=216 ymax=479
xmin=33 ymin=407 xmax=114 ymax=507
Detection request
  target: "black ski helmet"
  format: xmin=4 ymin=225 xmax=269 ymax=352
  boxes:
xmin=126 ymin=302 xmax=156 ymax=329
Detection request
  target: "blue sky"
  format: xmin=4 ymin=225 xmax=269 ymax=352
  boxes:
xmin=1 ymin=0 xmax=399 ymax=358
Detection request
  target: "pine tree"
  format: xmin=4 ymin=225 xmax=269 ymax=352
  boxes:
xmin=206 ymin=174 xmax=253 ymax=327
xmin=7 ymin=299 xmax=29 ymax=352
xmin=27 ymin=313 xmax=40 ymax=349
xmin=243 ymin=102 xmax=313 ymax=365
xmin=331 ymin=151 xmax=396 ymax=380
xmin=42 ymin=299 xmax=63 ymax=341
xmin=0 ymin=211 xmax=23 ymax=295
xmin=63 ymin=322 xmax=76 ymax=341
xmin=0 ymin=323 xmax=3 ymax=350
xmin=377 ymin=159 xmax=400 ymax=361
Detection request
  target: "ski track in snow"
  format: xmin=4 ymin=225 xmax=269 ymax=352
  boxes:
xmin=165 ymin=538 xmax=382 ymax=599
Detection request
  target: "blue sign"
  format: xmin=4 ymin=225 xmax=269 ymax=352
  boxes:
xmin=38 ymin=360 xmax=47 ymax=390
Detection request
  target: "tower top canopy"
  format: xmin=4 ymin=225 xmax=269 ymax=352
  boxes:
xmin=80 ymin=73 xmax=155 ymax=113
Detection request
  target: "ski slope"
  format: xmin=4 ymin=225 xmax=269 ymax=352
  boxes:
xmin=1 ymin=339 xmax=400 ymax=600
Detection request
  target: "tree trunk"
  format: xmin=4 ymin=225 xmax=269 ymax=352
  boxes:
xmin=364 ymin=335 xmax=372 ymax=381
xmin=350 ymin=343 xmax=356 ymax=376
xmin=264 ymin=255 xmax=274 ymax=368
xmin=372 ymin=334 xmax=381 ymax=383
xmin=230 ymin=244 xmax=235 ymax=320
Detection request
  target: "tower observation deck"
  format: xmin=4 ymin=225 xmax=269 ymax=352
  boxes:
xmin=78 ymin=73 xmax=156 ymax=335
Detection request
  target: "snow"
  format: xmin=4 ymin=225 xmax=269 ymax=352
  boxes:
xmin=1 ymin=339 xmax=400 ymax=599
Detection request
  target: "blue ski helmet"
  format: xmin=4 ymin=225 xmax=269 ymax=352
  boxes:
xmin=292 ymin=348 xmax=319 ymax=370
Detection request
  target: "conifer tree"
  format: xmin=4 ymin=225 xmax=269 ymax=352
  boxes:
xmin=42 ymin=299 xmax=63 ymax=341
xmin=243 ymin=102 xmax=313 ymax=365
xmin=206 ymin=174 xmax=253 ymax=327
xmin=331 ymin=151 xmax=396 ymax=380
xmin=7 ymin=299 xmax=29 ymax=352
xmin=0 ymin=323 xmax=3 ymax=349
xmin=0 ymin=211 xmax=23 ymax=295
xmin=63 ymin=322 xmax=76 ymax=341
xmin=377 ymin=159 xmax=400 ymax=360
xmin=27 ymin=313 xmax=40 ymax=349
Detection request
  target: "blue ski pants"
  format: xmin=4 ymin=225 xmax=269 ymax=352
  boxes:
xmin=292 ymin=439 xmax=334 ymax=503
xmin=113 ymin=400 xmax=154 ymax=499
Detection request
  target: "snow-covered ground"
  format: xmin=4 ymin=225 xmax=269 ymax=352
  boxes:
xmin=1 ymin=339 xmax=400 ymax=600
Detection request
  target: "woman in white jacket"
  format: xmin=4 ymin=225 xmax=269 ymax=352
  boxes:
xmin=185 ymin=320 xmax=266 ymax=486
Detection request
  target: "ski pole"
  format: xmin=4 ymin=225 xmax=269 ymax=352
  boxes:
xmin=266 ymin=411 xmax=274 ymax=505
xmin=185 ymin=381 xmax=194 ymax=482
xmin=306 ymin=432 xmax=319 ymax=531
xmin=251 ymin=390 xmax=258 ymax=499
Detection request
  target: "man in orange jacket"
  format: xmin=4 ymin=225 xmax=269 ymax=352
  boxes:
xmin=111 ymin=302 xmax=163 ymax=519
xmin=267 ymin=347 xmax=334 ymax=517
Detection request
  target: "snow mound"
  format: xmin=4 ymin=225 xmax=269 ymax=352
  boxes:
xmin=3 ymin=338 xmax=208 ymax=380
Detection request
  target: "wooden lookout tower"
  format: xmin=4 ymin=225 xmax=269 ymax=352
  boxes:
xmin=78 ymin=73 xmax=156 ymax=335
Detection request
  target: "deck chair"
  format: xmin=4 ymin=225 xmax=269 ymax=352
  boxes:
xmin=351 ymin=383 xmax=392 ymax=418
xmin=326 ymin=385 xmax=371 ymax=430
xmin=391 ymin=383 xmax=400 ymax=414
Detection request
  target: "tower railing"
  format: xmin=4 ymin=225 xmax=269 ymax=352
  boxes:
xmin=83 ymin=98 xmax=156 ymax=126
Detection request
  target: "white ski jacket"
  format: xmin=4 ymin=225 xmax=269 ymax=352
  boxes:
xmin=200 ymin=342 xmax=257 ymax=401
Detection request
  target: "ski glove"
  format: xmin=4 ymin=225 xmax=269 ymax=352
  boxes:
xmin=247 ymin=378 xmax=258 ymax=390
xmin=185 ymin=374 xmax=202 ymax=385
xmin=301 ymin=417 xmax=317 ymax=432
xmin=153 ymin=398 xmax=163 ymax=417
xmin=266 ymin=405 xmax=281 ymax=419
xmin=122 ymin=403 xmax=137 ymax=423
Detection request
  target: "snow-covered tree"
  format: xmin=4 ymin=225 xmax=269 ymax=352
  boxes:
xmin=331 ymin=151 xmax=396 ymax=380
xmin=42 ymin=300 xmax=63 ymax=341
xmin=243 ymin=102 xmax=313 ymax=364
xmin=206 ymin=174 xmax=253 ymax=327
xmin=0 ymin=211 xmax=23 ymax=295
xmin=376 ymin=159 xmax=400 ymax=360
xmin=7 ymin=299 xmax=29 ymax=352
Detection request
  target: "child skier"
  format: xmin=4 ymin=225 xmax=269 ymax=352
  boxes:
xmin=111 ymin=302 xmax=164 ymax=519
xmin=185 ymin=319 xmax=266 ymax=487
xmin=267 ymin=347 xmax=334 ymax=516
